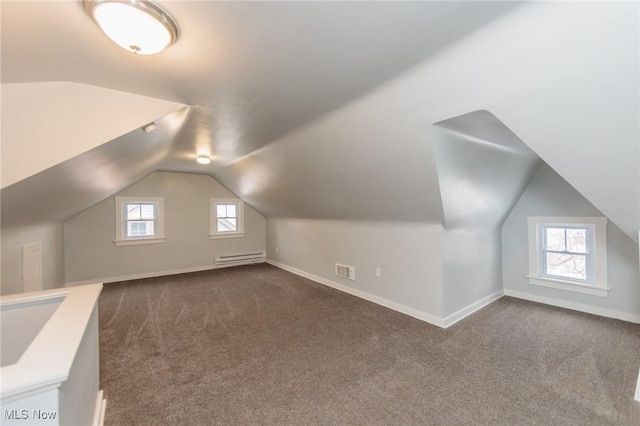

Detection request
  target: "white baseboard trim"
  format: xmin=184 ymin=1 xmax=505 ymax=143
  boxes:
xmin=635 ymin=368 xmax=640 ymax=403
xmin=443 ymin=289 xmax=504 ymax=328
xmin=267 ymin=259 xmax=446 ymax=328
xmin=504 ymin=289 xmax=640 ymax=324
xmin=65 ymin=260 xmax=265 ymax=287
xmin=93 ymin=390 xmax=106 ymax=426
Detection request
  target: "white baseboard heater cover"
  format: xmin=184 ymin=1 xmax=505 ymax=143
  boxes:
xmin=215 ymin=252 xmax=266 ymax=266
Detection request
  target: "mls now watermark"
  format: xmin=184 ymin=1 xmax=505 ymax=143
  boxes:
xmin=4 ymin=409 xmax=58 ymax=421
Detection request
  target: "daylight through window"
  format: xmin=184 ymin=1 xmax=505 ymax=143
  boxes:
xmin=210 ymin=199 xmax=245 ymax=239
xmin=216 ymin=203 xmax=238 ymax=233
xmin=126 ymin=203 xmax=156 ymax=237
xmin=542 ymin=225 xmax=589 ymax=282
xmin=115 ymin=197 xmax=165 ymax=246
xmin=527 ymin=217 xmax=608 ymax=297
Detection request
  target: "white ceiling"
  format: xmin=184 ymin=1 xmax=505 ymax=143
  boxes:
xmin=433 ymin=110 xmax=542 ymax=230
xmin=1 ymin=82 xmax=186 ymax=187
xmin=1 ymin=108 xmax=189 ymax=227
xmin=2 ymin=1 xmax=637 ymax=240
xmin=2 ymin=0 xmax=521 ymax=163
xmin=1 ymin=0 xmax=522 ymax=225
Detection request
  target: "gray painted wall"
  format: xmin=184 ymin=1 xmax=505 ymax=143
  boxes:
xmin=432 ymin=112 xmax=541 ymax=316
xmin=1 ymin=223 xmax=65 ymax=296
xmin=266 ymin=218 xmax=444 ymax=318
xmin=64 ymin=172 xmax=266 ymax=284
xmin=441 ymin=229 xmax=503 ymax=317
xmin=502 ymin=164 xmax=640 ymax=317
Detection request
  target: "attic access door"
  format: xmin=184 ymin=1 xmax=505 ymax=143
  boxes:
xmin=22 ymin=241 xmax=43 ymax=293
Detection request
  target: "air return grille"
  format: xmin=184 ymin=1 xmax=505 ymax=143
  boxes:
xmin=335 ymin=263 xmax=355 ymax=280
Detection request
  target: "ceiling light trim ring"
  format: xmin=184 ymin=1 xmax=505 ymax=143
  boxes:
xmin=196 ymin=155 xmax=211 ymax=165
xmin=82 ymin=0 xmax=179 ymax=51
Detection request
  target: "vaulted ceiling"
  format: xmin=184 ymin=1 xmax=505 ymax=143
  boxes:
xmin=2 ymin=0 xmax=520 ymax=167
xmin=1 ymin=0 xmax=521 ymax=225
xmin=2 ymin=1 xmax=638 ymax=240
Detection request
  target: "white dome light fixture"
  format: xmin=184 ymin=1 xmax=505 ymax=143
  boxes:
xmin=196 ymin=155 xmax=211 ymax=165
xmin=83 ymin=0 xmax=179 ymax=55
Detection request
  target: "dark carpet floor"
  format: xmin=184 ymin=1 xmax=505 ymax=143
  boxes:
xmin=99 ymin=264 xmax=640 ymax=425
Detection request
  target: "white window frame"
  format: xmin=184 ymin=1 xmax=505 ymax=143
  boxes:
xmin=527 ymin=216 xmax=608 ymax=297
xmin=115 ymin=197 xmax=165 ymax=246
xmin=210 ymin=198 xmax=245 ymax=239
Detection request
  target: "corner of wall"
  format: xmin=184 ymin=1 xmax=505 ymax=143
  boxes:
xmin=502 ymin=164 xmax=640 ymax=322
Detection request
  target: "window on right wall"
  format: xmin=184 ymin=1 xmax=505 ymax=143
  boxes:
xmin=527 ymin=217 xmax=608 ymax=297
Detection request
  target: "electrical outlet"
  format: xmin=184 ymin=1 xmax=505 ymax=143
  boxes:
xmin=275 ymin=246 xmax=279 ymax=253
xmin=375 ymin=267 xmax=381 ymax=278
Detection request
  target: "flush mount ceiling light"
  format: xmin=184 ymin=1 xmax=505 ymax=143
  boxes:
xmin=196 ymin=155 xmax=211 ymax=165
xmin=83 ymin=0 xmax=179 ymax=55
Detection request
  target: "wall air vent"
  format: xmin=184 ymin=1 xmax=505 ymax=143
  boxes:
xmin=335 ymin=263 xmax=355 ymax=281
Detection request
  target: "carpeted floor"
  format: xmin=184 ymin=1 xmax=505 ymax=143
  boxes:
xmin=99 ymin=264 xmax=640 ymax=425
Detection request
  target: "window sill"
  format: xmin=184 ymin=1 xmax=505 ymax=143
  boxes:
xmin=527 ymin=275 xmax=609 ymax=297
xmin=210 ymin=232 xmax=246 ymax=240
xmin=114 ymin=237 xmax=166 ymax=247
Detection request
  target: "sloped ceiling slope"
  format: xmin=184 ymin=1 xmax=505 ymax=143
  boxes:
xmin=1 ymin=1 xmax=522 ymax=226
xmin=1 ymin=108 xmax=190 ymax=228
xmin=1 ymin=2 xmax=637 ymax=240
xmin=214 ymin=2 xmax=638 ymax=240
xmin=432 ymin=110 xmax=542 ymax=231
xmin=2 ymin=1 xmax=521 ymax=166
xmin=1 ymin=82 xmax=187 ymax=188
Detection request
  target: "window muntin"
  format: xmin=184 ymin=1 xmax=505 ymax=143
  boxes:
xmin=541 ymin=225 xmax=591 ymax=282
xmin=527 ymin=217 xmax=608 ymax=297
xmin=210 ymin=199 xmax=245 ymax=239
xmin=115 ymin=197 xmax=165 ymax=246
xmin=216 ymin=203 xmax=238 ymax=233
xmin=125 ymin=203 xmax=157 ymax=238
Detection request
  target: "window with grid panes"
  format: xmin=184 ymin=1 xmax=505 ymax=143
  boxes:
xmin=115 ymin=197 xmax=165 ymax=246
xmin=527 ymin=217 xmax=608 ymax=297
xmin=210 ymin=199 xmax=245 ymax=239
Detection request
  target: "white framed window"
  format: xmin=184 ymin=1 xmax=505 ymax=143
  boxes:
xmin=115 ymin=197 xmax=165 ymax=246
xmin=210 ymin=199 xmax=245 ymax=239
xmin=527 ymin=217 xmax=608 ymax=297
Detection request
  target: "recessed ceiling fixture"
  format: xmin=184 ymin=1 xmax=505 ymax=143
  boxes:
xmin=196 ymin=155 xmax=211 ymax=165
xmin=82 ymin=0 xmax=179 ymax=55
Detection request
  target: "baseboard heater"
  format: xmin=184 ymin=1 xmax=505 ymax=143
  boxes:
xmin=214 ymin=252 xmax=266 ymax=267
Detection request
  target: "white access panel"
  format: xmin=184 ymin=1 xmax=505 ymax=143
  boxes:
xmin=22 ymin=241 xmax=43 ymax=293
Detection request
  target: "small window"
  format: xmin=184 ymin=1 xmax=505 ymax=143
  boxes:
xmin=115 ymin=197 xmax=165 ymax=246
xmin=528 ymin=217 xmax=608 ymax=297
xmin=541 ymin=225 xmax=590 ymax=282
xmin=210 ymin=199 xmax=245 ymax=239
xmin=125 ymin=203 xmax=156 ymax=237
